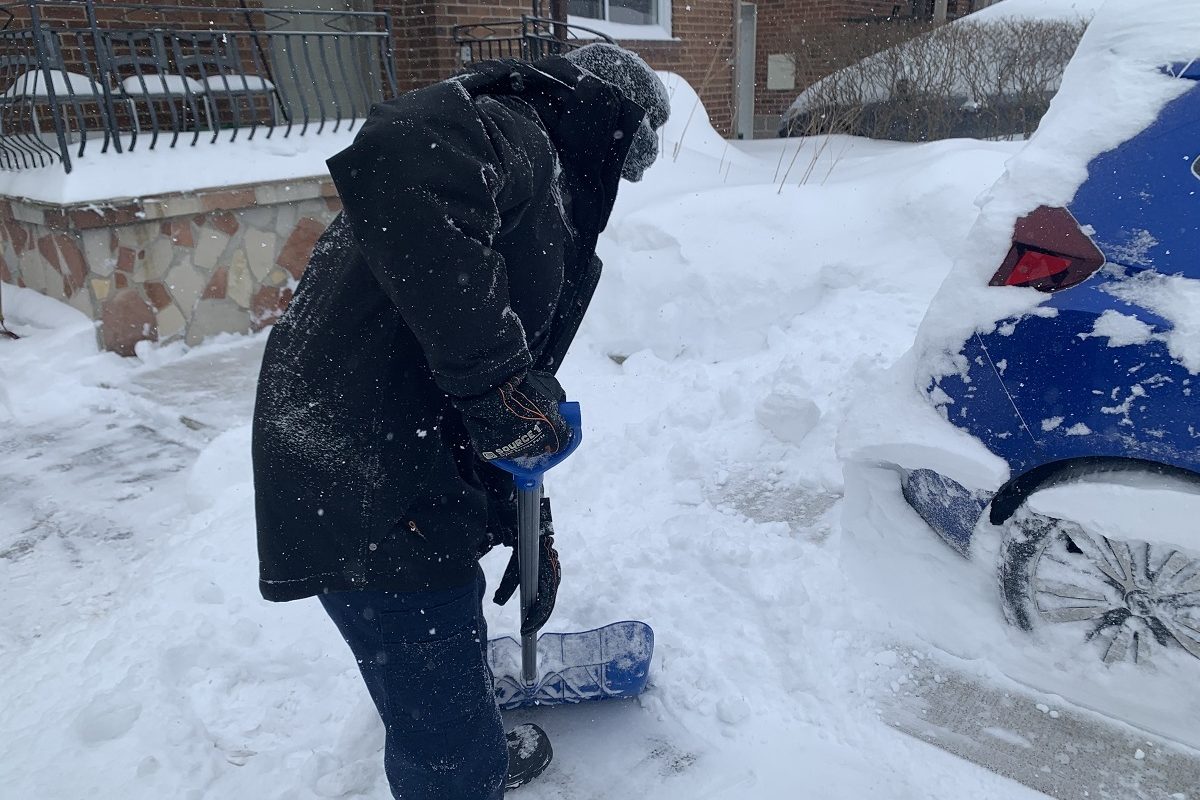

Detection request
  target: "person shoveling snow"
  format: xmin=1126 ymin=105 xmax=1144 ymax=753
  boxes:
xmin=251 ymin=44 xmax=669 ymax=799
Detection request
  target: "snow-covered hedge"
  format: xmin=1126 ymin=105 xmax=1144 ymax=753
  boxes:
xmin=782 ymin=15 xmax=1089 ymax=141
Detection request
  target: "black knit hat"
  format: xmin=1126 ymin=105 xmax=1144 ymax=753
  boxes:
xmin=564 ymin=43 xmax=670 ymax=129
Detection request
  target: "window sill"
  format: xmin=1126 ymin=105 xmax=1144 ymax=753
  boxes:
xmin=566 ymin=16 xmax=678 ymax=42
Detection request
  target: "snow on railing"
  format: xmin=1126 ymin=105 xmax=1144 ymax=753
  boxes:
xmin=0 ymin=1 xmax=399 ymax=174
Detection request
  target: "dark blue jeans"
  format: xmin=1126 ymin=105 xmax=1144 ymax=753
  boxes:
xmin=320 ymin=568 xmax=507 ymax=800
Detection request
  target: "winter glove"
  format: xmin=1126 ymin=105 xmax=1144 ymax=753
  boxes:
xmin=493 ymin=496 xmax=561 ymax=636
xmin=454 ymin=371 xmax=572 ymax=463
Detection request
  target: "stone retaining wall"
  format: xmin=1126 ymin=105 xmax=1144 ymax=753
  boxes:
xmin=0 ymin=177 xmax=340 ymax=355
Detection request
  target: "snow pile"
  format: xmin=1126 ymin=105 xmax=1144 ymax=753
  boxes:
xmin=0 ymin=282 xmax=117 ymax=427
xmin=1 ymin=279 xmax=94 ymax=332
xmin=0 ymin=125 xmax=357 ymax=205
xmin=655 ymin=70 xmax=750 ymax=170
xmin=595 ymin=114 xmax=1015 ymax=366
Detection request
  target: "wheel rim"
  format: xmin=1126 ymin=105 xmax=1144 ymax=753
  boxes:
xmin=1031 ymin=521 xmax=1200 ymax=664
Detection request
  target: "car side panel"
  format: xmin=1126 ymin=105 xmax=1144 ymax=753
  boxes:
xmin=975 ymin=306 xmax=1199 ymax=474
xmin=1068 ymin=79 xmax=1200 ymax=279
xmin=929 ymin=334 xmax=1039 ymax=471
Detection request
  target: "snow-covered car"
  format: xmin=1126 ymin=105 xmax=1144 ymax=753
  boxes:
xmin=840 ymin=1 xmax=1200 ymax=743
xmin=912 ymin=55 xmax=1200 ymax=662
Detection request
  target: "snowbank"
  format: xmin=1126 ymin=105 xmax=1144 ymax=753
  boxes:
xmin=0 ymin=127 xmax=358 ymax=205
xmin=656 ymin=70 xmax=751 ymax=168
xmin=2 ymin=279 xmax=94 ymax=332
xmin=588 ymin=136 xmax=1014 ymax=365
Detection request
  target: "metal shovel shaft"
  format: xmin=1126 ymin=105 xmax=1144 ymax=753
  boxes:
xmin=494 ymin=402 xmax=583 ymax=689
xmin=518 ymin=483 xmax=543 ymax=685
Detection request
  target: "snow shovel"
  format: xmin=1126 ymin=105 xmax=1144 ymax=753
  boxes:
xmin=490 ymin=401 xmax=654 ymax=710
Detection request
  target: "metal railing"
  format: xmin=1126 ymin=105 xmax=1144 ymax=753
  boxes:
xmin=0 ymin=1 xmax=398 ymax=173
xmin=453 ymin=16 xmax=614 ymax=66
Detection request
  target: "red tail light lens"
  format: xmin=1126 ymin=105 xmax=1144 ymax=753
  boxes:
xmin=1005 ymin=250 xmax=1072 ymax=286
xmin=989 ymin=205 xmax=1105 ymax=292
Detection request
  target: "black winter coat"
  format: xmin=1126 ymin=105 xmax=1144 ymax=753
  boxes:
xmin=252 ymin=57 xmax=644 ymax=601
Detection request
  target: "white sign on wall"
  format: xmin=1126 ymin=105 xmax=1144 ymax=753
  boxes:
xmin=767 ymin=54 xmax=795 ymax=91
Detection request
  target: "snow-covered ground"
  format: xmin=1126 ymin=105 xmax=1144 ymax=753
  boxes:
xmin=3 ymin=19 xmax=1197 ymax=797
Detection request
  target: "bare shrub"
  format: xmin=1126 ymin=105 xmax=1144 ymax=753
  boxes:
xmin=783 ymin=16 xmax=1090 ymax=142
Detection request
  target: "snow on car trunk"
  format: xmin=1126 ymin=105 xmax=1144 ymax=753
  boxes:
xmin=1103 ymin=271 xmax=1200 ymax=373
xmin=914 ymin=0 xmax=1200 ymax=386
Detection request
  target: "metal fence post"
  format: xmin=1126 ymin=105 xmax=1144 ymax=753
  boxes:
xmin=26 ymin=0 xmax=71 ymax=172
xmin=84 ymin=0 xmax=122 ymax=153
xmin=380 ymin=11 xmax=398 ymax=98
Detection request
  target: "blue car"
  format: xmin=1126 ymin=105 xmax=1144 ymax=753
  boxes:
xmin=862 ymin=59 xmax=1200 ymax=669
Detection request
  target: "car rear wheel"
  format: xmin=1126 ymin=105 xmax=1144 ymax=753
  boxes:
xmin=1000 ymin=510 xmax=1200 ymax=665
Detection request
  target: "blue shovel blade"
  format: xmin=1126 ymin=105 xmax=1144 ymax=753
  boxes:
xmin=489 ymin=620 xmax=654 ymax=710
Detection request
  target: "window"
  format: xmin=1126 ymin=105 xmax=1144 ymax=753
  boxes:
xmin=568 ymin=0 xmax=660 ymax=26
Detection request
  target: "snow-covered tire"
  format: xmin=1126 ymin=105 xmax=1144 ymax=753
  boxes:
xmin=999 ymin=508 xmax=1200 ymax=665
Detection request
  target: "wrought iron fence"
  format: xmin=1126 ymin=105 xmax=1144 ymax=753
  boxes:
xmin=0 ymin=1 xmax=398 ymax=173
xmin=453 ymin=16 xmax=613 ymax=66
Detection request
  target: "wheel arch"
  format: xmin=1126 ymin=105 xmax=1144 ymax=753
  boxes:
xmin=989 ymin=456 xmax=1200 ymax=526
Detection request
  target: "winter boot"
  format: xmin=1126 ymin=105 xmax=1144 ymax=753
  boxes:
xmin=504 ymin=723 xmax=553 ymax=790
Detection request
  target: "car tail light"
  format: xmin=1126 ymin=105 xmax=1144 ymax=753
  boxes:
xmin=1004 ymin=250 xmax=1072 ymax=285
xmin=989 ymin=205 xmax=1105 ymax=292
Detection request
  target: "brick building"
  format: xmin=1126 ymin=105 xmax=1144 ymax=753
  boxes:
xmin=382 ymin=0 xmax=737 ymax=136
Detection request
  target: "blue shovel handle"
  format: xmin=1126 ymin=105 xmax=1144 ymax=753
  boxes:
xmin=492 ymin=401 xmax=582 ymax=685
xmin=493 ymin=402 xmax=583 ymax=489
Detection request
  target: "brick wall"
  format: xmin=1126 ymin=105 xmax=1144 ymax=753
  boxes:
xmin=379 ymin=0 xmax=737 ymax=135
xmin=378 ymin=1 xmax=531 ymax=91
xmin=753 ymin=1 xmax=895 ymax=136
xmin=624 ymin=1 xmax=736 ymax=136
